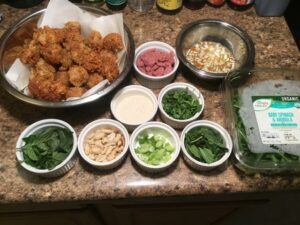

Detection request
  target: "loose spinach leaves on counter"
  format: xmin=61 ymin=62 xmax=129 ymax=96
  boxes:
xmin=162 ymin=89 xmax=201 ymax=120
xmin=184 ymin=127 xmax=228 ymax=164
xmin=20 ymin=127 xmax=73 ymax=170
xmin=232 ymin=91 xmax=299 ymax=164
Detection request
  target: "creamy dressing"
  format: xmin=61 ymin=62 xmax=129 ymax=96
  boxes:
xmin=114 ymin=92 xmax=155 ymax=124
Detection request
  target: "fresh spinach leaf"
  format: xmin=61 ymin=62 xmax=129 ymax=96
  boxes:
xmin=184 ymin=126 xmax=228 ymax=164
xmin=21 ymin=127 xmax=73 ymax=170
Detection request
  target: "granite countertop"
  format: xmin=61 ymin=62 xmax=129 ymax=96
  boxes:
xmin=0 ymin=2 xmax=300 ymax=204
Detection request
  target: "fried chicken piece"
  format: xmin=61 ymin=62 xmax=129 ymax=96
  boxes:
xmin=65 ymin=41 xmax=90 ymax=65
xmin=102 ymin=33 xmax=124 ymax=52
xmin=31 ymin=58 xmax=56 ymax=80
xmin=19 ymin=40 xmax=40 ymax=66
xmin=98 ymin=50 xmax=119 ymax=81
xmin=87 ymin=73 xmax=104 ymax=89
xmin=40 ymin=43 xmax=63 ymax=65
xmin=63 ymin=21 xmax=84 ymax=46
xmin=82 ymin=50 xmax=103 ymax=72
xmin=87 ymin=31 xmax=103 ymax=51
xmin=33 ymin=26 xmax=65 ymax=46
xmin=102 ymin=62 xmax=119 ymax=82
xmin=68 ymin=65 xmax=89 ymax=87
xmin=28 ymin=78 xmax=67 ymax=101
xmin=59 ymin=49 xmax=73 ymax=70
xmin=56 ymin=71 xmax=70 ymax=86
xmin=66 ymin=87 xmax=86 ymax=98
xmin=64 ymin=21 xmax=81 ymax=34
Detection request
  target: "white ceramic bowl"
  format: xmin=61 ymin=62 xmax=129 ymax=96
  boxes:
xmin=16 ymin=119 xmax=77 ymax=177
xmin=134 ymin=41 xmax=179 ymax=89
xmin=158 ymin=82 xmax=205 ymax=129
xmin=78 ymin=119 xmax=129 ymax=170
xmin=111 ymin=85 xmax=158 ymax=132
xmin=181 ymin=120 xmax=233 ymax=171
xmin=130 ymin=121 xmax=181 ymax=173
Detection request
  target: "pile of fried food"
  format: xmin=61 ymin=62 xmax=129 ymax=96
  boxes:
xmin=19 ymin=21 xmax=124 ymax=101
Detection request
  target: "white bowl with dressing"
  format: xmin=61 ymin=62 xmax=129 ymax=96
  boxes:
xmin=110 ymin=85 xmax=158 ymax=132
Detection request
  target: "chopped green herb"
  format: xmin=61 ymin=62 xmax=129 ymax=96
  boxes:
xmin=162 ymin=89 xmax=201 ymax=120
xmin=184 ymin=127 xmax=228 ymax=164
xmin=20 ymin=127 xmax=73 ymax=170
xmin=135 ymin=134 xmax=175 ymax=165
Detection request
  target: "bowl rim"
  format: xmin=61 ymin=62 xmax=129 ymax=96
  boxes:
xmin=0 ymin=5 xmax=135 ymax=108
xmin=180 ymin=120 xmax=233 ymax=168
xmin=77 ymin=119 xmax=130 ymax=167
xmin=15 ymin=119 xmax=77 ymax=174
xmin=175 ymin=19 xmax=255 ymax=80
xmin=134 ymin=41 xmax=179 ymax=81
xmin=158 ymin=82 xmax=205 ymax=123
xmin=129 ymin=121 xmax=181 ymax=170
xmin=110 ymin=85 xmax=158 ymax=126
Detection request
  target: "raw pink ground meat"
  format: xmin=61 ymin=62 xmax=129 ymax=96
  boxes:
xmin=136 ymin=48 xmax=175 ymax=77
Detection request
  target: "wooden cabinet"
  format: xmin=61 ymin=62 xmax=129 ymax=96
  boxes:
xmin=96 ymin=197 xmax=268 ymax=225
xmin=0 ymin=205 xmax=103 ymax=225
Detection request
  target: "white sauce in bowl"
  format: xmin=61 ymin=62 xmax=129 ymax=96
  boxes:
xmin=114 ymin=91 xmax=155 ymax=125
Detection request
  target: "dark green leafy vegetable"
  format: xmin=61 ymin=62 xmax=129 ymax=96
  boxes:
xmin=232 ymin=91 xmax=299 ymax=164
xmin=184 ymin=126 xmax=228 ymax=164
xmin=162 ymin=89 xmax=201 ymax=120
xmin=135 ymin=134 xmax=174 ymax=165
xmin=20 ymin=127 xmax=73 ymax=170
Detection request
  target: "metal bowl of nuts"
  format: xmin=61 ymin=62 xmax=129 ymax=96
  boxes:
xmin=78 ymin=119 xmax=130 ymax=170
xmin=176 ymin=19 xmax=255 ymax=80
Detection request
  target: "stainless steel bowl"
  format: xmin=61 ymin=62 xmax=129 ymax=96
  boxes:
xmin=176 ymin=19 xmax=255 ymax=80
xmin=0 ymin=6 xmax=135 ymax=108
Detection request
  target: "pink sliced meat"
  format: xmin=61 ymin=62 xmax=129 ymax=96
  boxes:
xmin=136 ymin=48 xmax=175 ymax=77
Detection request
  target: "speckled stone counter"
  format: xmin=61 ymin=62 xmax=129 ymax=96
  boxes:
xmin=0 ymin=2 xmax=300 ymax=204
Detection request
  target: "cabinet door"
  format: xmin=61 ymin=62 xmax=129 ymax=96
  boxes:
xmin=0 ymin=208 xmax=103 ymax=225
xmin=97 ymin=200 xmax=266 ymax=225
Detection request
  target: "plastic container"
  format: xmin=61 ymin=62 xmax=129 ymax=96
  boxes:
xmin=225 ymin=68 xmax=300 ymax=174
xmin=255 ymin=0 xmax=290 ymax=17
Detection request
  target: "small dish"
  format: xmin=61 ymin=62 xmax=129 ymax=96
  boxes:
xmin=111 ymin=85 xmax=158 ymax=132
xmin=16 ymin=119 xmax=77 ymax=177
xmin=181 ymin=120 xmax=233 ymax=171
xmin=129 ymin=121 xmax=181 ymax=173
xmin=78 ymin=119 xmax=129 ymax=170
xmin=134 ymin=41 xmax=179 ymax=89
xmin=158 ymin=82 xmax=204 ymax=129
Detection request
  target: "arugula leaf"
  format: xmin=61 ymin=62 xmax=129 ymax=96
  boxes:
xmin=162 ymin=89 xmax=201 ymax=120
xmin=185 ymin=126 xmax=228 ymax=164
xmin=21 ymin=127 xmax=73 ymax=170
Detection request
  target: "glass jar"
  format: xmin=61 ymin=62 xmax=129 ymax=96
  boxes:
xmin=128 ymin=0 xmax=155 ymax=12
xmin=156 ymin=0 xmax=183 ymax=14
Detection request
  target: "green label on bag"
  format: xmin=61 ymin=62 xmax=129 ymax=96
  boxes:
xmin=252 ymin=96 xmax=300 ymax=145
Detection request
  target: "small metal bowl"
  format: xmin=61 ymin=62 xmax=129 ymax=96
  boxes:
xmin=0 ymin=5 xmax=135 ymax=108
xmin=176 ymin=19 xmax=255 ymax=81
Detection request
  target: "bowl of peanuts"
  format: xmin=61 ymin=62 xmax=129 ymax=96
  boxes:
xmin=78 ymin=119 xmax=130 ymax=170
